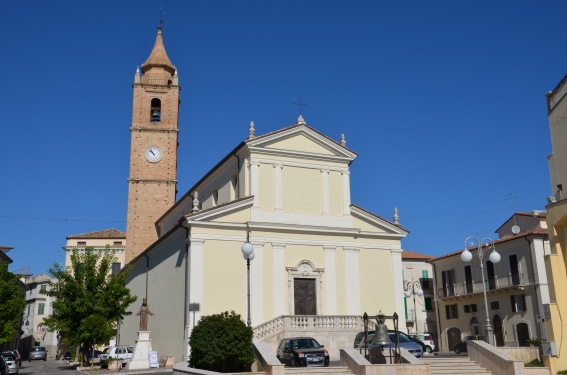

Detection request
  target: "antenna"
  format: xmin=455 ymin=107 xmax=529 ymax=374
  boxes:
xmin=503 ymin=193 xmax=521 ymax=234
xmin=292 ymin=97 xmax=308 ymax=116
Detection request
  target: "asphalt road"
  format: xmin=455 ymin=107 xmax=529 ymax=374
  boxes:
xmin=17 ymin=359 xmax=76 ymax=375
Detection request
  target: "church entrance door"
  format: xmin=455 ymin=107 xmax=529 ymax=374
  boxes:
xmin=294 ymin=278 xmax=316 ymax=315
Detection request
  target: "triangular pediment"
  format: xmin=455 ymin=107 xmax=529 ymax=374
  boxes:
xmin=351 ymin=205 xmax=409 ymax=238
xmin=245 ymin=124 xmax=357 ymax=162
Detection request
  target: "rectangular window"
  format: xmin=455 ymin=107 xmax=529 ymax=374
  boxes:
xmin=491 ymin=301 xmax=500 ymax=310
xmin=511 ymin=294 xmax=527 ymax=312
xmin=464 ymin=305 xmax=471 ymax=313
xmin=40 ymin=284 xmax=47 ymax=292
xmin=471 ymin=303 xmax=477 ymax=313
xmin=38 ymin=303 xmax=45 ymax=315
xmin=112 ymin=263 xmax=121 ymax=276
xmin=422 ymin=270 xmax=429 ymax=279
xmin=441 ymin=269 xmax=455 ymax=297
xmin=113 ymin=241 xmax=123 ymax=246
xmin=424 ymin=297 xmax=433 ymax=311
xmin=445 ymin=304 xmax=458 ymax=319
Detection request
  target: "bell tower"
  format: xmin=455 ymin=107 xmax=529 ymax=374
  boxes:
xmin=126 ymin=25 xmax=180 ymax=263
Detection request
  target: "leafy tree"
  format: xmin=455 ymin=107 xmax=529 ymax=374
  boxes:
xmin=0 ymin=261 xmax=26 ymax=344
xmin=42 ymin=247 xmax=137 ymax=365
xmin=189 ymin=311 xmax=254 ymax=372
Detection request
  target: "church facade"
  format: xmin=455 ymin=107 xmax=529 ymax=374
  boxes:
xmin=120 ymin=27 xmax=409 ymax=362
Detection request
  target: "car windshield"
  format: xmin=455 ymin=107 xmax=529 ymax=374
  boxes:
xmin=389 ymin=333 xmax=412 ymax=343
xmin=31 ymin=347 xmax=45 ymax=352
xmin=291 ymin=338 xmax=321 ymax=349
xmin=2 ymin=354 xmax=14 ymax=361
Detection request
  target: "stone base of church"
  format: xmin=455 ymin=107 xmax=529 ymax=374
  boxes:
xmin=127 ymin=331 xmax=152 ymax=370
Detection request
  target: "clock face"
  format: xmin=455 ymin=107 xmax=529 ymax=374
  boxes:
xmin=145 ymin=146 xmax=162 ymax=163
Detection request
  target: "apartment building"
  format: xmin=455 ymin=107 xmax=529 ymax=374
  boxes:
xmin=430 ymin=212 xmax=549 ymax=352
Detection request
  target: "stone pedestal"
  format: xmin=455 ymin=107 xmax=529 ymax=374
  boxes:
xmin=127 ymin=331 xmax=152 ymax=370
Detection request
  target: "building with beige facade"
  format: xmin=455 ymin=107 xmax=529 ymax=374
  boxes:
xmin=22 ymin=273 xmax=58 ymax=357
xmin=543 ymin=70 xmax=567 ymax=373
xmin=430 ymin=212 xmax=550 ymax=352
xmin=402 ymin=251 xmax=435 ymax=340
xmin=63 ymin=228 xmax=126 ymax=273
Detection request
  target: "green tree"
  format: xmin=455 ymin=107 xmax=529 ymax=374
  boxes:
xmin=189 ymin=311 xmax=254 ymax=372
xmin=0 ymin=261 xmax=26 ymax=344
xmin=42 ymin=247 xmax=137 ymax=365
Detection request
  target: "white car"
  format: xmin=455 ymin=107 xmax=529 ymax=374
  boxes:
xmin=411 ymin=332 xmax=435 ymax=353
xmin=98 ymin=346 xmax=134 ymax=367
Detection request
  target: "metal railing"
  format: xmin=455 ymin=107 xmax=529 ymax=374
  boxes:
xmin=438 ymin=273 xmax=525 ymax=298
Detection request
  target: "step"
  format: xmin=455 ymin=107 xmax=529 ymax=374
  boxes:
xmin=284 ymin=366 xmax=353 ymax=375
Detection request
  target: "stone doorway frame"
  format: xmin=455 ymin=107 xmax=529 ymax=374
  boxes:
xmin=286 ymin=260 xmax=324 ymax=315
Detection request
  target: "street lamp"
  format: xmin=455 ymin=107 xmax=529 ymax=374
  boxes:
xmin=241 ymin=241 xmax=255 ymax=327
xmin=461 ymin=233 xmax=501 ymax=346
xmin=404 ymin=279 xmax=423 ymax=334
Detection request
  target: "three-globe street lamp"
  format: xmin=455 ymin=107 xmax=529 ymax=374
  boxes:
xmin=461 ymin=233 xmax=501 ymax=346
xmin=241 ymin=241 xmax=255 ymax=327
xmin=404 ymin=279 xmax=424 ymax=334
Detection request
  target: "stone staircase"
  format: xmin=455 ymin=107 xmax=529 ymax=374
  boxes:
xmin=284 ymin=366 xmax=354 ymax=375
xmin=422 ymin=355 xmax=491 ymax=375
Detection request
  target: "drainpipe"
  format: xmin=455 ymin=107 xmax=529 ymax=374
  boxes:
xmin=144 ymin=253 xmax=150 ymax=300
xmin=182 ymin=221 xmax=191 ymax=362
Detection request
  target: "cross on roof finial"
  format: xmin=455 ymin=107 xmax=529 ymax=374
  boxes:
xmin=292 ymin=97 xmax=307 ymax=116
xmin=158 ymin=6 xmax=165 ymax=29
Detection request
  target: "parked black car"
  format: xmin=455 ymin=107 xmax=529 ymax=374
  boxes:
xmin=0 ymin=354 xmax=7 ymax=375
xmin=453 ymin=335 xmax=486 ymax=354
xmin=276 ymin=337 xmax=329 ymax=367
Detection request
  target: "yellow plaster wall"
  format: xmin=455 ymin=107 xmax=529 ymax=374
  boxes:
xmin=259 ymin=164 xmax=274 ymax=211
xmin=329 ymin=171 xmax=344 ymax=216
xmin=202 ymin=239 xmax=246 ymax=315
xmin=359 ymin=249 xmax=396 ymax=318
xmin=265 ymin=135 xmax=334 ymax=155
xmin=282 ymin=166 xmax=322 ymax=214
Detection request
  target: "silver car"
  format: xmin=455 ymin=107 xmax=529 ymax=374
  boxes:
xmin=1 ymin=352 xmax=18 ymax=375
xmin=28 ymin=346 xmax=47 ymax=361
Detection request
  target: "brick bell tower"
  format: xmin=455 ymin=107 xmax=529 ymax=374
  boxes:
xmin=126 ymin=25 xmax=180 ymax=263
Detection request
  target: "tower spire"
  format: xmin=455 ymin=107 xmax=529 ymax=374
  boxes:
xmin=141 ymin=26 xmax=176 ymax=75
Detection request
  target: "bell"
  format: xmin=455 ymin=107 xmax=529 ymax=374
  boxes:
xmin=372 ymin=322 xmax=393 ymax=345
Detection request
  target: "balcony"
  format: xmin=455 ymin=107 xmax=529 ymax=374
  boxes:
xmin=437 ymin=273 xmax=526 ymax=301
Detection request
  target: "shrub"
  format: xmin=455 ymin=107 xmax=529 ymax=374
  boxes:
xmin=189 ymin=311 xmax=254 ymax=372
xmin=524 ymin=359 xmax=544 ymax=367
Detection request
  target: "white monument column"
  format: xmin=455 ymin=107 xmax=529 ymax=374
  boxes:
xmin=189 ymin=238 xmax=205 ymax=327
xmin=391 ymin=249 xmax=407 ymax=330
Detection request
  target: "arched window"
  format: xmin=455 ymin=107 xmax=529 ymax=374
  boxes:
xmin=470 ymin=317 xmax=480 ymax=335
xmin=150 ymin=98 xmax=161 ymax=122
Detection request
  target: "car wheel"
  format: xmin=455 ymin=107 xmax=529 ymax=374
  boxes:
xmin=455 ymin=348 xmax=460 ymax=354
xmin=426 ymin=346 xmax=432 ymax=353
xmin=290 ymin=358 xmax=296 ymax=367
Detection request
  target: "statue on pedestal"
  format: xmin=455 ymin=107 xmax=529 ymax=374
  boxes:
xmin=136 ymin=298 xmax=155 ymax=331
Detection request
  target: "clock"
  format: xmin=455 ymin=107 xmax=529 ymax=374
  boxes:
xmin=145 ymin=146 xmax=162 ymax=163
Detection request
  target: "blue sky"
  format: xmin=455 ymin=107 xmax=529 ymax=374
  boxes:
xmin=1 ymin=1 xmax=565 ymax=275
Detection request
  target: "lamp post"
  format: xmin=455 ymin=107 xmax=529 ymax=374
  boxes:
xmin=404 ymin=279 xmax=423 ymax=334
xmin=241 ymin=241 xmax=255 ymax=327
xmin=461 ymin=233 xmax=501 ymax=346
